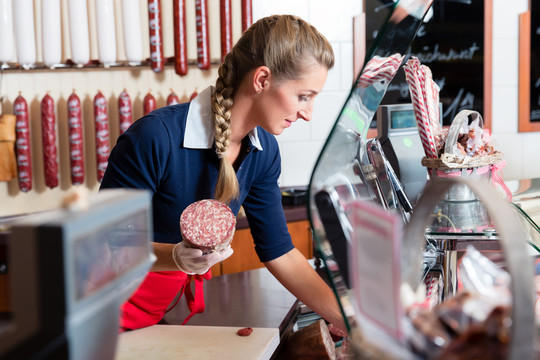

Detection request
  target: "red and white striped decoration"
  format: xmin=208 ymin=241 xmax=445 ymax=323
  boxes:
xmin=404 ymin=57 xmax=438 ymax=159
xmin=356 ymin=53 xmax=404 ymax=88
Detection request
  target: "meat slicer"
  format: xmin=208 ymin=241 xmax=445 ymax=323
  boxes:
xmin=0 ymin=189 xmax=155 ymax=360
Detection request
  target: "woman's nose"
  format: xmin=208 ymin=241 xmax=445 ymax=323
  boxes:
xmin=298 ymin=108 xmax=312 ymax=122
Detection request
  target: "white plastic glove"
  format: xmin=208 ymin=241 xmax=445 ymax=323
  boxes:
xmin=172 ymin=241 xmax=234 ymax=275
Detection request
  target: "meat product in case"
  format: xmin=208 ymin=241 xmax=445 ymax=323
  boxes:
xmin=180 ymin=199 xmax=236 ymax=253
xmin=67 ymin=91 xmax=84 ymax=185
xmin=41 ymin=94 xmax=58 ymax=188
xmin=118 ymin=90 xmax=132 ymax=134
xmin=94 ymin=91 xmax=109 ymax=182
xmin=14 ymin=94 xmax=32 ymax=191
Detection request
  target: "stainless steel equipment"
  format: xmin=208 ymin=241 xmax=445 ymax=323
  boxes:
xmin=0 ymin=189 xmax=155 ymax=360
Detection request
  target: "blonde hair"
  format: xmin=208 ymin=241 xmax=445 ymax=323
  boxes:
xmin=212 ymin=15 xmax=334 ymax=204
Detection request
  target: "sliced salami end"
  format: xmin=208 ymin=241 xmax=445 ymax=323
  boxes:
xmin=237 ymin=327 xmax=253 ymax=336
xmin=180 ymin=199 xmax=236 ymax=253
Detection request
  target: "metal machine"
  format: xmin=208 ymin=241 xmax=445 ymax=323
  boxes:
xmin=376 ymin=102 xmax=442 ymax=204
xmin=0 ymin=189 xmax=155 ymax=360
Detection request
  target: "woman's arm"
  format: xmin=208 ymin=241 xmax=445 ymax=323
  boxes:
xmin=151 ymin=242 xmax=177 ymax=271
xmin=264 ymin=248 xmax=347 ymax=332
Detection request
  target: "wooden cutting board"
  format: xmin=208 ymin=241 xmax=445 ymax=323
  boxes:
xmin=114 ymin=325 xmax=280 ymax=360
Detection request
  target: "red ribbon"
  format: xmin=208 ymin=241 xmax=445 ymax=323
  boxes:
xmin=181 ymin=271 xmax=212 ymax=325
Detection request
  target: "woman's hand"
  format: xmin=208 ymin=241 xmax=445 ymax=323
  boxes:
xmin=172 ymin=242 xmax=234 ymax=275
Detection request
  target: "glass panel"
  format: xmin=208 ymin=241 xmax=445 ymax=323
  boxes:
xmin=308 ymin=0 xmax=435 ymax=331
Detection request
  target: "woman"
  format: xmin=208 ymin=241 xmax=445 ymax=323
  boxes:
xmin=101 ymin=14 xmax=345 ymax=332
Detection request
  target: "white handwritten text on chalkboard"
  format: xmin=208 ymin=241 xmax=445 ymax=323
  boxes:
xmin=413 ymin=43 xmax=480 ymax=63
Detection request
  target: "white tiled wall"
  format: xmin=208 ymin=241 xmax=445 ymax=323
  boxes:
xmin=252 ymin=0 xmax=361 ymax=187
xmin=1 ymin=0 xmax=539 ymax=216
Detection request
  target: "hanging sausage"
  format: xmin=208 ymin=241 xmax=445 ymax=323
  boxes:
xmin=173 ymin=0 xmax=188 ymax=76
xmin=118 ymin=90 xmax=133 ymax=134
xmin=41 ymin=94 xmax=58 ymax=188
xmin=0 ymin=0 xmax=15 ymax=64
xmin=14 ymin=94 xmax=32 ymax=191
xmin=41 ymin=0 xmax=62 ymax=67
xmin=67 ymin=91 xmax=84 ymax=185
xmin=122 ymin=0 xmax=143 ymax=64
xmin=148 ymin=0 xmax=164 ymax=73
xmin=241 ymin=0 xmax=253 ymax=33
xmin=95 ymin=0 xmax=117 ymax=66
xmin=68 ymin=0 xmax=90 ymax=65
xmin=94 ymin=91 xmax=109 ymax=182
xmin=143 ymin=92 xmax=157 ymax=115
xmin=195 ymin=0 xmax=210 ymax=70
xmin=220 ymin=0 xmax=233 ymax=62
xmin=167 ymin=89 xmax=180 ymax=106
xmin=13 ymin=0 xmax=37 ymax=68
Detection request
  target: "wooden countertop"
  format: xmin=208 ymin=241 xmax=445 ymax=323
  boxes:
xmin=161 ymin=267 xmax=299 ymax=334
xmin=115 ymin=325 xmax=280 ymax=360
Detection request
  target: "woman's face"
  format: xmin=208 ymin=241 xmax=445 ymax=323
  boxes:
xmin=253 ymin=63 xmax=329 ymax=135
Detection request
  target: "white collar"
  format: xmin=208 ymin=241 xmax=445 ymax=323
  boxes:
xmin=184 ymin=86 xmax=263 ymax=151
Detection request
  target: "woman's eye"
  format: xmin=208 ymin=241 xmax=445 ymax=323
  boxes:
xmin=299 ymin=95 xmax=309 ymax=102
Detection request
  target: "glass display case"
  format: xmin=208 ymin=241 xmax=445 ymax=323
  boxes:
xmin=307 ymin=0 xmax=539 ymax=358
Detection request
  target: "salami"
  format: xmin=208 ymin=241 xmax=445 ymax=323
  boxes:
xmin=195 ymin=0 xmax=210 ymax=70
xmin=167 ymin=89 xmax=180 ymax=106
xmin=94 ymin=91 xmax=109 ymax=182
xmin=147 ymin=0 xmax=164 ymax=73
xmin=180 ymin=199 xmax=236 ymax=253
xmin=173 ymin=0 xmax=188 ymax=76
xmin=14 ymin=94 xmax=32 ymax=192
xmin=143 ymin=92 xmax=157 ymax=115
xmin=41 ymin=94 xmax=58 ymax=188
xmin=237 ymin=327 xmax=253 ymax=336
xmin=220 ymin=0 xmax=232 ymax=62
xmin=241 ymin=0 xmax=252 ymax=33
xmin=67 ymin=91 xmax=84 ymax=185
xmin=118 ymin=90 xmax=133 ymax=134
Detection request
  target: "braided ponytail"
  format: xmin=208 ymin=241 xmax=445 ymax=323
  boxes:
xmin=211 ymin=15 xmax=334 ymax=204
xmin=212 ymin=58 xmax=238 ymax=203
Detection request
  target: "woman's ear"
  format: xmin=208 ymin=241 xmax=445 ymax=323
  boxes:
xmin=252 ymin=66 xmax=271 ymax=93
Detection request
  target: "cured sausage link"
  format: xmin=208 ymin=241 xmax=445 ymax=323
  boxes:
xmin=220 ymin=0 xmax=232 ymax=62
xmin=94 ymin=91 xmax=109 ymax=182
xmin=143 ymin=92 xmax=157 ymax=115
xmin=173 ymin=0 xmax=188 ymax=76
xmin=14 ymin=94 xmax=32 ymax=192
xmin=241 ymin=0 xmax=252 ymax=33
xmin=41 ymin=94 xmax=59 ymax=188
xmin=148 ymin=0 xmax=164 ymax=73
xmin=67 ymin=91 xmax=85 ymax=185
xmin=118 ymin=90 xmax=133 ymax=134
xmin=195 ymin=0 xmax=210 ymax=70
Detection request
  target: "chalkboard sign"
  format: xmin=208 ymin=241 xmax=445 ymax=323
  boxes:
xmin=365 ymin=0 xmax=488 ymax=127
xmin=530 ymin=1 xmax=540 ymax=122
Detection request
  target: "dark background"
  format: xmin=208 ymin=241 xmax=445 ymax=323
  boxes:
xmin=366 ymin=0 xmax=485 ymax=127
xmin=530 ymin=0 xmax=540 ymax=122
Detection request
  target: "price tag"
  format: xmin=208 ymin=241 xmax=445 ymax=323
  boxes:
xmin=349 ymin=200 xmax=404 ymax=341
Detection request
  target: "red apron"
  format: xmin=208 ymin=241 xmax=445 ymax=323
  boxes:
xmin=120 ymin=270 xmax=211 ymax=331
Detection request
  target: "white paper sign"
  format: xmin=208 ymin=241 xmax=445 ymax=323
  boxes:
xmin=349 ymin=200 xmax=404 ymax=341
